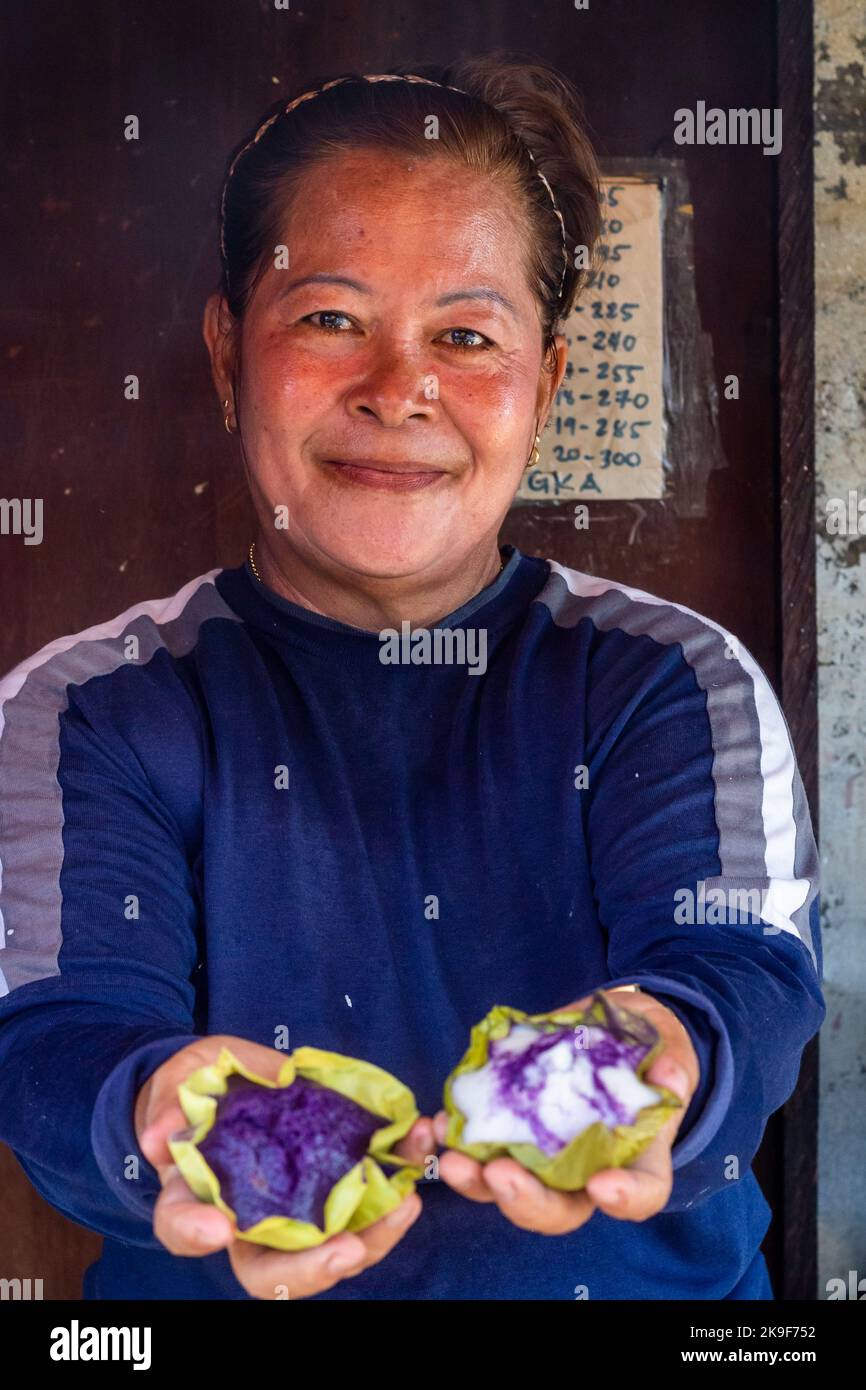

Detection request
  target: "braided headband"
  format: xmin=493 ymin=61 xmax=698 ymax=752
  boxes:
xmin=219 ymin=72 xmax=570 ymax=304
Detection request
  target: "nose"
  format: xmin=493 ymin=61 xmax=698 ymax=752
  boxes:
xmin=344 ymin=344 xmax=438 ymax=428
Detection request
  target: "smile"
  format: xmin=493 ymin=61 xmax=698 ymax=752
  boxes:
xmin=324 ymin=459 xmax=448 ymax=492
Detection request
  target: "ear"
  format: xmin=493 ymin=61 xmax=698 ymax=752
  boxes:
xmin=202 ymin=292 xmax=239 ymax=404
xmin=535 ymin=334 xmax=569 ymax=430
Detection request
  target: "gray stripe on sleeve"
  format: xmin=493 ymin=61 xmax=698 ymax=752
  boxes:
xmin=536 ymin=565 xmax=818 ymax=969
xmin=0 ymin=574 xmax=241 ymax=995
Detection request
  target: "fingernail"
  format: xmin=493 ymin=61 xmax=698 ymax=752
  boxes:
xmin=491 ymin=1181 xmax=518 ymax=1202
xmin=386 ymin=1198 xmax=419 ymax=1228
xmin=327 ymin=1246 xmax=364 ymax=1273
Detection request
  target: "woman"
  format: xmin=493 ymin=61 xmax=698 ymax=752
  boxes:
xmin=0 ymin=59 xmax=824 ymax=1301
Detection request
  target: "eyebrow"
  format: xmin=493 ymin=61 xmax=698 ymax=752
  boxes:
xmin=435 ymin=288 xmax=519 ymax=318
xmin=276 ymin=274 xmax=518 ymax=318
xmin=277 ymin=273 xmax=372 ymax=299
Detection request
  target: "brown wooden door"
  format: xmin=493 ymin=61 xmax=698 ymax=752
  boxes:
xmin=0 ymin=0 xmax=816 ymax=1298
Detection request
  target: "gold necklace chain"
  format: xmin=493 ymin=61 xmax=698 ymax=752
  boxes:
xmin=248 ymin=541 xmax=503 ymax=583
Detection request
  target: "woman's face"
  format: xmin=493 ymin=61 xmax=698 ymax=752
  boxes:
xmin=205 ymin=148 xmax=568 ymax=579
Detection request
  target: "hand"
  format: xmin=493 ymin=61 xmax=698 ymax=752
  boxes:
xmin=432 ymin=988 xmax=699 ymax=1234
xmin=135 ymin=1035 xmax=431 ymax=1298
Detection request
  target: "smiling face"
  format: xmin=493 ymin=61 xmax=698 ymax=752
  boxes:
xmin=205 ymin=147 xmax=568 ymax=582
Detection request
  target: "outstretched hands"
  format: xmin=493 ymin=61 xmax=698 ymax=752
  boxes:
xmin=136 ymin=991 xmax=698 ymax=1297
xmin=430 ymin=989 xmax=699 ymax=1234
xmin=135 ymin=1035 xmax=434 ymax=1300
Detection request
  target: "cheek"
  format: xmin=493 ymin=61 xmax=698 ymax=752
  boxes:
xmin=243 ymin=336 xmax=343 ymax=424
xmin=255 ymin=351 xmax=371 ymax=403
xmin=442 ymin=363 xmax=539 ymax=451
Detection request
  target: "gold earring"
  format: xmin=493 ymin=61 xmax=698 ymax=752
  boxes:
xmin=223 ymin=398 xmax=235 ymax=434
xmin=526 ymin=433 xmax=541 ymax=470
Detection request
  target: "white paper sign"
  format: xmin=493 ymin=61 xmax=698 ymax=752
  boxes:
xmin=516 ymin=177 xmax=665 ymax=502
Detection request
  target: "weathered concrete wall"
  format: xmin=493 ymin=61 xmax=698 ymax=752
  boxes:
xmin=814 ymin=0 xmax=866 ymax=1299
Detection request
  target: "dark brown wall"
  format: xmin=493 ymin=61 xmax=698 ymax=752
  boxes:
xmin=0 ymin=0 xmax=811 ymax=1298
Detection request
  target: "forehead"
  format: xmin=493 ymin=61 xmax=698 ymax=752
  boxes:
xmin=277 ymin=147 xmax=535 ymax=298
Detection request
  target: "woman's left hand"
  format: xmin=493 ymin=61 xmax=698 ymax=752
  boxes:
xmin=431 ymin=988 xmax=700 ymax=1234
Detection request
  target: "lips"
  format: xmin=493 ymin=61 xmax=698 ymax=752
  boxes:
xmin=328 ymin=457 xmax=446 ymax=473
xmin=324 ymin=458 xmax=448 ymax=492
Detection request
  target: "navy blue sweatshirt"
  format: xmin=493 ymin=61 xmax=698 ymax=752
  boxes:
xmin=0 ymin=545 xmax=825 ymax=1299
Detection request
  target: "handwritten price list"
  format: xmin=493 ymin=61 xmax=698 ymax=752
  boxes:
xmin=516 ymin=177 xmax=665 ymax=502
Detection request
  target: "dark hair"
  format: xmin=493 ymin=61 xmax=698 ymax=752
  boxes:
xmin=218 ymin=56 xmax=603 ymax=356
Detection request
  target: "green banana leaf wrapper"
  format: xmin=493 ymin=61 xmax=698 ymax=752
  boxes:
xmin=168 ymin=1045 xmax=422 ymax=1251
xmin=443 ymin=990 xmax=683 ymax=1192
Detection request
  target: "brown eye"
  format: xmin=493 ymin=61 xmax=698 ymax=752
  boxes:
xmin=305 ymin=311 xmax=353 ymax=333
xmin=440 ymin=327 xmax=491 ymax=350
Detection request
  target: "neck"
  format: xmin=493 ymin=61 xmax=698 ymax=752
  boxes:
xmin=249 ymin=539 xmax=505 ymax=631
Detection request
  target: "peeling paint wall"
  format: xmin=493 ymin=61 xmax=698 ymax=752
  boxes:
xmin=814 ymin=0 xmax=866 ymax=1299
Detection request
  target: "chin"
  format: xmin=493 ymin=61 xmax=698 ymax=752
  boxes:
xmin=313 ymin=520 xmax=457 ymax=580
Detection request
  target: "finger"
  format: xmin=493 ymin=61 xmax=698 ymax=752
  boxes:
xmin=347 ymin=1190 xmax=423 ymax=1265
xmin=437 ymin=1149 xmax=499 ymax=1203
xmin=138 ymin=1103 xmax=190 ymax=1170
xmin=646 ymin=1054 xmax=693 ymax=1118
xmin=481 ymin=1157 xmax=596 ymax=1234
xmin=430 ymin=1108 xmax=495 ymax=1197
xmin=227 ymin=1190 xmax=423 ymax=1300
xmin=152 ymin=1170 xmax=235 ymax=1256
xmin=229 ymin=1229 xmax=371 ymax=1300
xmin=394 ymin=1117 xmax=437 ymax=1167
xmin=583 ymin=995 xmax=698 ymax=1218
xmin=137 ymin=1036 xmax=289 ymax=1163
xmin=585 ymin=1160 xmax=671 ymax=1221
xmin=604 ymin=992 xmax=700 ymax=1104
xmin=582 ymin=1047 xmax=689 ymax=1223
xmin=434 ymin=1107 xmax=595 ymax=1227
xmin=585 ymin=1121 xmax=677 ymax=1222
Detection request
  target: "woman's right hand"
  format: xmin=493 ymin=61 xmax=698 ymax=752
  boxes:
xmin=134 ymin=1035 xmax=430 ymax=1299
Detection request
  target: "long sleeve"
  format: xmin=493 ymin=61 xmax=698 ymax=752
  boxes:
xmin=583 ymin=620 xmax=825 ymax=1212
xmin=0 ymin=642 xmax=206 ymax=1246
